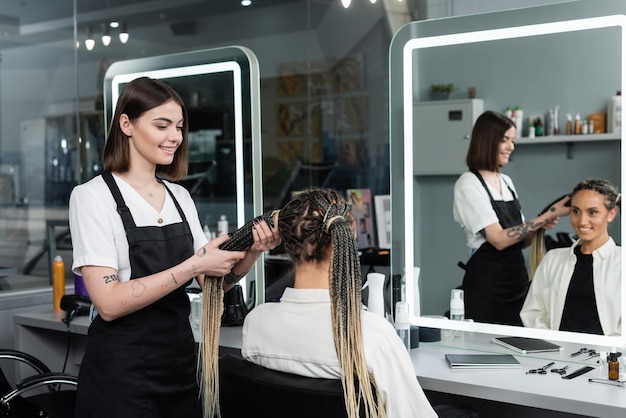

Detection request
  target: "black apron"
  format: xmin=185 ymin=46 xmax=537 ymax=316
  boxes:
xmin=75 ymin=171 xmax=201 ymax=418
xmin=460 ymin=170 xmax=529 ymax=326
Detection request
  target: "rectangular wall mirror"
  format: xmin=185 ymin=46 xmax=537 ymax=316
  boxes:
xmin=390 ymin=5 xmax=625 ymax=348
xmin=104 ymin=46 xmax=264 ymax=306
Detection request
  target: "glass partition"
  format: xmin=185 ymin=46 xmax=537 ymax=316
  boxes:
xmin=390 ymin=10 xmax=625 ymax=347
xmin=103 ymin=47 xmax=263 ymax=305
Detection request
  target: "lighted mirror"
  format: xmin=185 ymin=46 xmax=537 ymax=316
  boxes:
xmin=104 ymin=46 xmax=264 ymax=306
xmin=390 ymin=13 xmax=625 ymax=347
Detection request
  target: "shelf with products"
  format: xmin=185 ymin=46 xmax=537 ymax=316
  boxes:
xmin=515 ymin=132 xmax=620 ymax=145
xmin=514 ymin=132 xmax=620 ymax=159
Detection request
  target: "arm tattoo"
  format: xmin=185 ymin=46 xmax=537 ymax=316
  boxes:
xmin=223 ymin=271 xmax=245 ymax=285
xmin=171 ymin=272 xmax=178 ymax=285
xmin=196 ymin=247 xmax=206 ymax=257
xmin=191 ymin=264 xmax=198 ymax=278
xmin=506 ymin=220 xmax=545 ymax=241
xmin=103 ymin=274 xmax=119 ymax=284
xmin=131 ymin=280 xmax=147 ymax=298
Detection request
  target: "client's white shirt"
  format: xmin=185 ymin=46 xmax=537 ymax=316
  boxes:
xmin=242 ymin=288 xmax=437 ymax=418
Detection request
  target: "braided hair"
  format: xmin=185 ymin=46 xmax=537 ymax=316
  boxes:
xmin=277 ymin=188 xmax=385 ymax=418
xmin=529 ymin=178 xmax=620 ymax=279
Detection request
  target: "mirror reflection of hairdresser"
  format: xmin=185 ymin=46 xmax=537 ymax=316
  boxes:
xmin=453 ymin=111 xmax=571 ymax=326
xmin=520 ymin=179 xmax=622 ymax=335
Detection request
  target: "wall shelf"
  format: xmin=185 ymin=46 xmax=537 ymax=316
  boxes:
xmin=515 ymin=132 xmax=620 ymax=145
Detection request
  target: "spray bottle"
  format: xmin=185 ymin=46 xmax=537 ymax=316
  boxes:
xmin=52 ymin=255 xmax=65 ymax=312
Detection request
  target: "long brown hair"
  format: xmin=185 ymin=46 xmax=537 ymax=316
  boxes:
xmin=103 ymin=76 xmax=189 ymax=180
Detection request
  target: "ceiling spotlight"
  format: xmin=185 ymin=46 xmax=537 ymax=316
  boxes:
xmin=241 ymin=0 xmax=252 ymax=6
xmin=109 ymin=21 xmax=120 ymax=29
xmin=341 ymin=0 xmax=351 ymax=8
xmin=85 ymin=26 xmax=95 ymax=51
xmin=102 ymin=24 xmax=111 ymax=46
xmin=370 ymin=0 xmax=377 ymax=3
xmin=119 ymin=22 xmax=129 ymax=44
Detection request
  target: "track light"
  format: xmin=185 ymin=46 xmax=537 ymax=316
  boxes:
xmin=241 ymin=0 xmax=252 ymax=6
xmin=341 ymin=0 xmax=351 ymax=8
xmin=85 ymin=26 xmax=95 ymax=51
xmin=119 ymin=22 xmax=129 ymax=44
xmin=102 ymin=24 xmax=111 ymax=46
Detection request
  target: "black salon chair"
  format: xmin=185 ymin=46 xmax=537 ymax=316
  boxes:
xmin=0 ymin=349 xmax=78 ymax=418
xmin=219 ymin=354 xmax=371 ymax=418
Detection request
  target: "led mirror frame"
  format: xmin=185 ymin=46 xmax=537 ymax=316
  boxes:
xmin=105 ymin=47 xmax=265 ymax=305
xmin=400 ymin=15 xmax=626 ymax=347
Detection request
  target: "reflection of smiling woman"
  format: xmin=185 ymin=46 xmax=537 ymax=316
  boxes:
xmin=453 ymin=111 xmax=570 ymax=326
xmin=521 ymin=179 xmax=622 ymax=335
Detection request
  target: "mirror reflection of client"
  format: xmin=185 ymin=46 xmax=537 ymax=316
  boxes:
xmin=453 ymin=111 xmax=571 ymax=326
xmin=520 ymin=179 xmax=621 ymax=335
xmin=242 ymin=188 xmax=437 ymax=418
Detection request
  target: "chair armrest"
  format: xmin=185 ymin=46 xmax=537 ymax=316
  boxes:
xmin=0 ymin=349 xmax=51 ymax=375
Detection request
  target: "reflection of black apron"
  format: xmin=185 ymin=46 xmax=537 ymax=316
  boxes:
xmin=75 ymin=171 xmax=201 ymax=418
xmin=460 ymin=169 xmax=528 ymax=326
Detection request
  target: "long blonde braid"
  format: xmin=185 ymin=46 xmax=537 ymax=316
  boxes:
xmin=278 ymin=188 xmax=385 ymax=418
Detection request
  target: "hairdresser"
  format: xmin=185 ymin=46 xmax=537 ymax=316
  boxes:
xmin=69 ymin=77 xmax=279 ymax=417
xmin=453 ymin=110 xmax=570 ymax=326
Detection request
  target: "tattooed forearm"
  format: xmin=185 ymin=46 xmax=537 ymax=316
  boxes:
xmin=171 ymin=273 xmax=178 ymax=285
xmin=103 ymin=274 xmax=119 ymax=284
xmin=506 ymin=219 xmax=545 ymax=241
xmin=131 ymin=280 xmax=147 ymax=297
xmin=223 ymin=271 xmax=244 ymax=285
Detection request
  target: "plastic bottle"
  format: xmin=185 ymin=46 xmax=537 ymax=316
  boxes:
xmin=504 ymin=106 xmax=513 ymax=120
xmin=203 ymin=225 xmax=212 ymax=241
xmin=513 ymin=106 xmax=523 ymax=138
xmin=608 ymin=91 xmax=622 ymax=133
xmin=217 ymin=215 xmax=228 ymax=236
xmin=450 ymin=289 xmax=465 ymax=321
xmin=395 ymin=301 xmax=411 ymax=351
xmin=528 ymin=121 xmax=535 ymax=138
xmin=366 ymin=272 xmax=386 ymax=318
xmin=52 ymin=255 xmax=65 ymax=313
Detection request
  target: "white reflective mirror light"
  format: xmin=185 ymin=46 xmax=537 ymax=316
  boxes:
xmin=401 ymin=15 xmax=626 ymax=347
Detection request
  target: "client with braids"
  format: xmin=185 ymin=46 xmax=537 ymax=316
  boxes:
xmin=242 ymin=188 xmax=436 ymax=418
xmin=520 ymin=178 xmax=621 ymax=335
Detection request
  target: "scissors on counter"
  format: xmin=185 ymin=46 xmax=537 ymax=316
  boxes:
xmin=570 ymin=348 xmax=592 ymax=357
xmin=550 ymin=364 xmax=573 ymax=375
xmin=526 ymin=362 xmax=555 ymax=375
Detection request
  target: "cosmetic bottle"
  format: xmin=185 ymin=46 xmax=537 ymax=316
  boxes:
xmin=608 ymin=350 xmax=620 ymax=381
xmin=514 ymin=106 xmax=523 ymax=138
xmin=395 ymin=302 xmax=411 ymax=351
xmin=217 ymin=215 xmax=228 ymax=236
xmin=52 ymin=255 xmax=65 ymax=313
xmin=450 ymin=289 xmax=465 ymax=322
xmin=565 ymin=114 xmax=573 ymax=135
xmin=203 ymin=225 xmax=212 ymax=241
xmin=574 ymin=113 xmax=583 ymax=135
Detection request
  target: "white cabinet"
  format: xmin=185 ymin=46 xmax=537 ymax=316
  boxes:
xmin=413 ymin=99 xmax=483 ymax=175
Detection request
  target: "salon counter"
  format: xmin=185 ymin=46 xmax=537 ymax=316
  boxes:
xmin=13 ymin=312 xmax=626 ymax=417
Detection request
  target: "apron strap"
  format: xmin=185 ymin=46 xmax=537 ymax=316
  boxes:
xmin=102 ymin=171 xmax=137 ymax=231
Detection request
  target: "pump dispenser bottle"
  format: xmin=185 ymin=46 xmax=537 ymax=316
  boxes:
xmin=450 ymin=289 xmax=465 ymax=322
xmin=395 ymin=302 xmax=411 ymax=351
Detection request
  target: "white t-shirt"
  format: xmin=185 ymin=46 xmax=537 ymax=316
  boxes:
xmin=453 ymin=171 xmax=522 ymax=249
xmin=242 ymin=288 xmax=437 ymax=418
xmin=69 ymin=173 xmax=208 ymax=281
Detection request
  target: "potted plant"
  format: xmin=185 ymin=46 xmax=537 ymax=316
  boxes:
xmin=429 ymin=83 xmax=455 ymax=100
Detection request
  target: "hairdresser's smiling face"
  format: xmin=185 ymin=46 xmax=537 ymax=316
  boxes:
xmin=497 ymin=126 xmax=515 ymax=168
xmin=121 ymin=99 xmax=184 ymax=169
xmin=570 ymin=189 xmax=617 ymax=253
